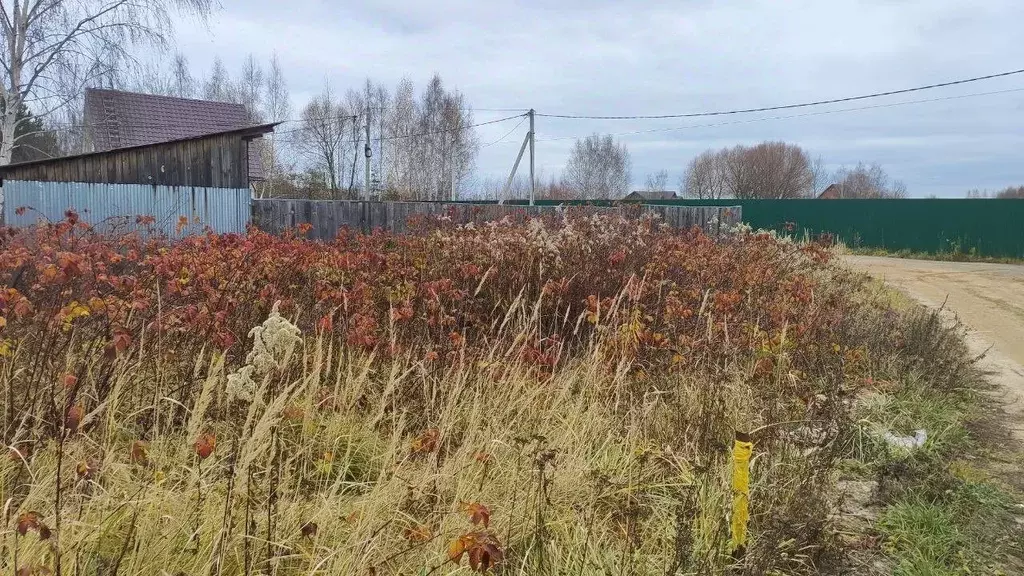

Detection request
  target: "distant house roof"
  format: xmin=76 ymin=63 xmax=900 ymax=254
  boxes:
xmin=624 ymin=190 xmax=678 ymax=201
xmin=817 ymin=184 xmax=841 ymax=199
xmin=84 ymin=88 xmax=265 ymax=181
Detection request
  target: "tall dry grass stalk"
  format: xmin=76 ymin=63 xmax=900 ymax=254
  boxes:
xmin=2 ymin=287 xmax=855 ymax=575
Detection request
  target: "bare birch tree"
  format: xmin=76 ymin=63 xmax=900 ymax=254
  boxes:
xmin=235 ymin=54 xmax=263 ymax=123
xmin=1 ymin=0 xmax=214 ymax=164
xmin=376 ymin=74 xmax=475 ymax=200
xmin=561 ymin=133 xmax=631 ymax=199
xmin=263 ymin=54 xmax=290 ymax=123
xmin=831 ymin=162 xmax=907 ymax=198
xmin=644 ymin=169 xmax=669 ymax=192
xmin=680 ymin=150 xmax=728 ymax=199
xmin=342 ymin=88 xmax=364 ymax=195
xmin=681 ymin=141 xmax=815 ymax=199
xmin=740 ymin=141 xmax=814 ymax=199
xmin=293 ymin=84 xmax=345 ymax=195
xmin=202 ymin=56 xmax=231 ymax=102
xmin=384 ymin=77 xmax=415 ymax=197
xmin=259 ymin=52 xmax=291 ymax=196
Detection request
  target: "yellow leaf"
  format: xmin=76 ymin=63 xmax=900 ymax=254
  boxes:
xmin=448 ymin=537 xmax=467 ymax=563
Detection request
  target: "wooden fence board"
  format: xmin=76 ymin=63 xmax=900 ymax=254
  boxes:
xmin=251 ymin=200 xmax=741 ymax=239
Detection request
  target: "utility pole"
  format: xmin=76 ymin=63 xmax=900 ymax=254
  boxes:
xmin=528 ymin=109 xmax=535 ymax=206
xmin=364 ymin=108 xmax=372 ymax=200
xmin=500 ymin=111 xmax=535 ymax=205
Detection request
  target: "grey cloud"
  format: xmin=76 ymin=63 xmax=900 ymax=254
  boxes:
xmin=172 ymin=0 xmax=1024 ymax=197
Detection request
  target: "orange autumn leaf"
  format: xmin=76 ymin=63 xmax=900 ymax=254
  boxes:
xmin=448 ymin=531 xmax=503 ymax=572
xmin=16 ymin=511 xmax=41 ymax=535
xmin=113 ymin=330 xmax=132 ymax=353
xmin=194 ymin=433 xmax=216 ymax=460
xmin=410 ymin=427 xmax=439 ymax=454
xmin=40 ymin=264 xmax=59 ymax=282
xmin=62 ymin=374 xmax=78 ymax=389
xmin=473 ymin=451 xmax=492 ymax=464
xmin=461 ymin=502 xmax=491 ymax=528
xmin=130 ymin=440 xmax=149 ymax=465
xmin=64 ymin=403 xmax=84 ymax=431
xmin=447 ymin=535 xmax=470 ymax=563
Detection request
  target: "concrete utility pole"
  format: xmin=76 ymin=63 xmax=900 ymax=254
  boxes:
xmin=500 ymin=111 xmax=536 ymax=205
xmin=364 ymin=109 xmax=372 ymax=200
xmin=528 ymin=109 xmax=535 ymax=206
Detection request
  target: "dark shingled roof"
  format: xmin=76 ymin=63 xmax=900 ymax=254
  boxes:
xmin=84 ymin=88 xmax=266 ymax=181
xmin=625 ymin=190 xmax=678 ymax=201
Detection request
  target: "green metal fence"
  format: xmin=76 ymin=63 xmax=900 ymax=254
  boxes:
xmin=505 ymin=198 xmax=1024 ymax=258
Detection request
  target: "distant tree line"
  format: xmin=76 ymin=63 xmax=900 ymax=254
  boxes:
xmin=678 ymin=141 xmax=906 ymax=199
xmin=966 ymin=186 xmax=1024 ymax=199
xmin=290 ymin=75 xmax=477 ymax=201
xmin=539 ymin=134 xmax=908 ymax=201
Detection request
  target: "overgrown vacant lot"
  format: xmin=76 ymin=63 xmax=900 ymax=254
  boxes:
xmin=0 ymin=213 xmax=1012 ymax=574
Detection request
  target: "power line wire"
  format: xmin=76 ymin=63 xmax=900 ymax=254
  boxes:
xmin=272 ymin=112 xmax=527 ymax=142
xmin=535 ymin=68 xmax=1024 ymax=120
xmin=536 ymin=87 xmax=1024 ymax=142
xmin=481 ymin=115 xmax=528 ymax=147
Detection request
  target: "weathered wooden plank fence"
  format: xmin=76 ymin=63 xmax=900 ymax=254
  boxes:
xmin=251 ymin=200 xmax=742 ymax=240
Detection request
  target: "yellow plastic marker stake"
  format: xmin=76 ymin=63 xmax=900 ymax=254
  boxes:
xmin=730 ymin=431 xmax=753 ymax=558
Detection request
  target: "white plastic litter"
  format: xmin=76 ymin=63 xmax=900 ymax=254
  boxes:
xmin=882 ymin=429 xmax=928 ymax=449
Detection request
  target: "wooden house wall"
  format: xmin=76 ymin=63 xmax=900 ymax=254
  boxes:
xmin=0 ymin=134 xmax=251 ymax=189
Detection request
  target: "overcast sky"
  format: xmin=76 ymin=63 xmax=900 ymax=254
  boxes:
xmin=173 ymin=0 xmax=1024 ymax=197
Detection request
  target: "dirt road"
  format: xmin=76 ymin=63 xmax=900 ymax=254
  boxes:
xmin=845 ymin=256 xmax=1024 ymax=440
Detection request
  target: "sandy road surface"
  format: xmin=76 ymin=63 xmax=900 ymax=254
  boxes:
xmin=845 ymin=256 xmax=1024 ymax=440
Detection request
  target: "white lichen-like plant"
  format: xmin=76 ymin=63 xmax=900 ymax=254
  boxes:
xmin=226 ymin=302 xmax=302 ymax=404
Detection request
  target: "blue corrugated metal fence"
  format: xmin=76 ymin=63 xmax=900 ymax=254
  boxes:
xmin=0 ymin=180 xmax=251 ymax=236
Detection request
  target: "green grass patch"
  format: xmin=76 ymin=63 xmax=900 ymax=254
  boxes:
xmin=878 ymin=481 xmax=1018 ymax=576
xmin=851 ymin=374 xmax=1023 ymax=573
xmin=844 ymin=246 xmax=1024 ymax=265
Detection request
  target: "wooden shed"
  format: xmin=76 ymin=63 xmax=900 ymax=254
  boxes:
xmin=0 ymin=122 xmax=277 ymax=189
xmin=0 ymin=123 xmax=278 ymax=235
